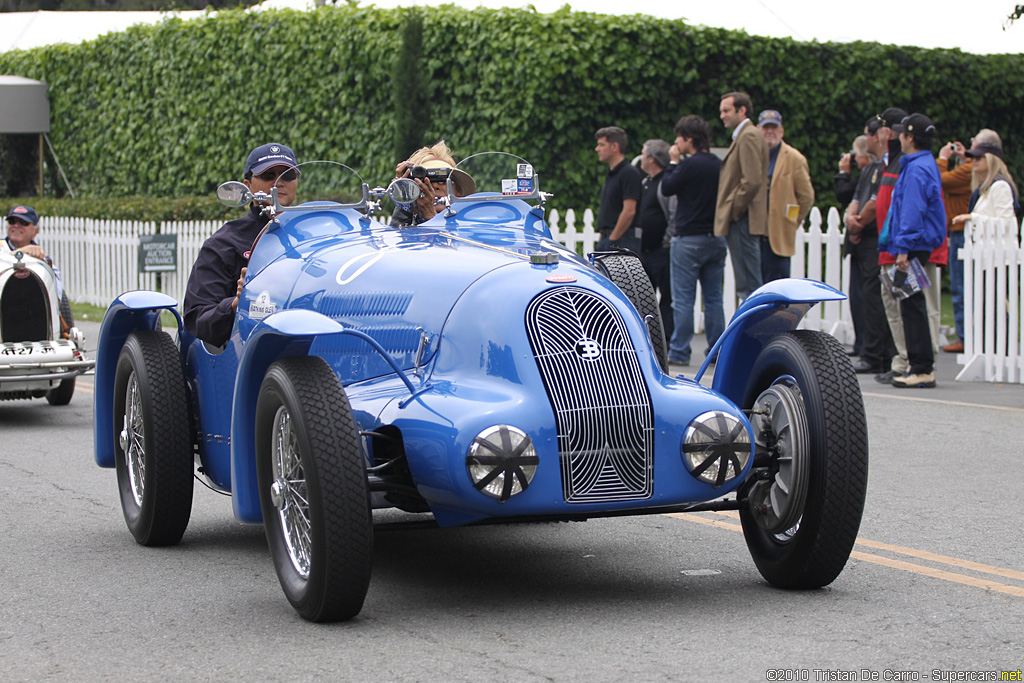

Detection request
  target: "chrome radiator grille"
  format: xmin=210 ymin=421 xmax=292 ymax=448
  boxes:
xmin=525 ymin=286 xmax=654 ymax=503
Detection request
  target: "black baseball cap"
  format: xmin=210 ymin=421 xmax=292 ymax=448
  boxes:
xmin=877 ymin=107 xmax=909 ymax=132
xmin=901 ymin=113 xmax=937 ymax=138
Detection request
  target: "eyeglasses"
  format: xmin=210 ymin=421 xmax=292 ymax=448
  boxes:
xmin=256 ymin=168 xmax=298 ymax=182
xmin=6 ymin=218 xmax=30 ymax=226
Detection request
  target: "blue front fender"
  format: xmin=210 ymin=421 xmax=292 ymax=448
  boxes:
xmin=93 ymin=291 xmax=182 ymax=468
xmin=708 ymin=278 xmax=845 ymax=405
xmin=229 ymin=310 xmax=348 ymax=524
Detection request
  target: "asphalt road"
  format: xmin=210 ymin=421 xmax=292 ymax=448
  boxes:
xmin=1 ymin=322 xmax=1022 ymax=682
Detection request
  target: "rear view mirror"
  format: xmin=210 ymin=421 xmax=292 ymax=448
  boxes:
xmin=387 ymin=178 xmax=421 ymax=208
xmin=217 ymin=181 xmax=252 ymax=208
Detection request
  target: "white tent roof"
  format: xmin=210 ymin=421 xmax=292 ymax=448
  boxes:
xmin=1 ymin=0 xmax=1019 ymax=55
xmin=1 ymin=10 xmax=206 ymax=53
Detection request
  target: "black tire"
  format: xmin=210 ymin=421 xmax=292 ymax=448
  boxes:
xmin=738 ymin=330 xmax=868 ymax=588
xmin=595 ymin=253 xmax=669 ymax=372
xmin=45 ymin=377 xmax=75 ymax=405
xmin=112 ymin=331 xmax=194 ymax=546
xmin=59 ymin=291 xmax=74 ymax=331
xmin=255 ymin=356 xmax=372 ymax=622
xmin=46 ymin=293 xmax=78 ymax=405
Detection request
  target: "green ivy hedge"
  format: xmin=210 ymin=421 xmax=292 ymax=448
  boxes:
xmin=0 ymin=195 xmax=236 ymax=221
xmin=1 ymin=5 xmax=1022 ymax=217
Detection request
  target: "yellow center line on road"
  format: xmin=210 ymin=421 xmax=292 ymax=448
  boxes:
xmin=861 ymin=391 xmax=1024 ymax=414
xmin=665 ymin=511 xmax=1024 ymax=598
xmin=848 ymin=551 xmax=1024 ymax=598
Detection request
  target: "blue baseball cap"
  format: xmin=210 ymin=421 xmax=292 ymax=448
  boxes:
xmin=758 ymin=110 xmax=782 ymax=127
xmin=244 ymin=143 xmax=298 ymax=178
xmin=7 ymin=205 xmax=39 ymax=224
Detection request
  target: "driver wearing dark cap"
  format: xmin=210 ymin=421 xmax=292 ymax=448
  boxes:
xmin=183 ymin=142 xmax=298 ymax=347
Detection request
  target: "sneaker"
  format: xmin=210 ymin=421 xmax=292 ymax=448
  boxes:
xmin=942 ymin=341 xmax=964 ymax=353
xmin=668 ymin=356 xmax=690 ymax=367
xmin=874 ymin=370 xmax=897 ymax=384
xmin=892 ymin=372 xmax=936 ymax=388
xmin=852 ymin=359 xmax=882 ymax=374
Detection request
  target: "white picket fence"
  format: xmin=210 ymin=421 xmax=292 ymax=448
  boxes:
xmin=957 ymin=214 xmax=1024 ymax=384
xmin=56 ymin=208 xmax=1024 ymax=380
xmin=549 ymin=206 xmax=855 ymax=344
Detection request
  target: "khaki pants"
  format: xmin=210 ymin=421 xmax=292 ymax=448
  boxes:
xmin=880 ymin=263 xmax=941 ymax=374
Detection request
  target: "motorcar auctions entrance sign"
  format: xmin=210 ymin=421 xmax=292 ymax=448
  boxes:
xmin=138 ymin=234 xmax=177 ymax=273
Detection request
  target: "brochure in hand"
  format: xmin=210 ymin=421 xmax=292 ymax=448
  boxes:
xmin=882 ymin=257 xmax=931 ymax=300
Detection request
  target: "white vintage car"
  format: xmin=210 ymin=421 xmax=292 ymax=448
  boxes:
xmin=0 ymin=248 xmax=94 ymax=404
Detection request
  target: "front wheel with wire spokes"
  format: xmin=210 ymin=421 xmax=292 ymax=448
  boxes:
xmin=255 ymin=356 xmax=372 ymax=622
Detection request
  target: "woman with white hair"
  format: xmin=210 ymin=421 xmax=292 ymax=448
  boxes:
xmin=951 ymin=129 xmax=1019 ymax=227
xmin=390 ymin=140 xmax=476 ymax=227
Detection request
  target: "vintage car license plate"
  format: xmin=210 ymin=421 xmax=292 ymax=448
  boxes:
xmin=1 ymin=343 xmax=59 ymax=356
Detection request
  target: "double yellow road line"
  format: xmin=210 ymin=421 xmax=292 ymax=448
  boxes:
xmin=670 ymin=510 xmax=1024 ymax=599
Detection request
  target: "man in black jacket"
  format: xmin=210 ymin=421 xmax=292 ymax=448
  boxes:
xmin=183 ymin=143 xmax=298 ymax=347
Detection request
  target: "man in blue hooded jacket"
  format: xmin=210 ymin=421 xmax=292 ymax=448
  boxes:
xmin=885 ymin=113 xmax=946 ymax=388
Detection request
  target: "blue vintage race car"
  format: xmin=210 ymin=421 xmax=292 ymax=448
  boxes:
xmin=92 ymin=154 xmax=867 ymax=622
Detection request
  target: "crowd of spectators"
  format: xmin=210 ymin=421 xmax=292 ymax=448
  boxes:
xmin=595 ymin=93 xmax=1019 ymax=388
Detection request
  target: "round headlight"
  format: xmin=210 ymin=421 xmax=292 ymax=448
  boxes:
xmin=466 ymin=425 xmax=538 ymax=503
xmin=682 ymin=411 xmax=751 ymax=488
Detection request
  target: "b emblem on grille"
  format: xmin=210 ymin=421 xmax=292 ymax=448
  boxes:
xmin=574 ymin=338 xmax=602 ymax=361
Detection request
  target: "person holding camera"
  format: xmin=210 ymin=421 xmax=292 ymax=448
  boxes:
xmin=936 ymin=138 xmax=973 ymax=353
xmin=389 ymin=140 xmax=476 ymax=227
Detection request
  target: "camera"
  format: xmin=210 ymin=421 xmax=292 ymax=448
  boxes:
xmin=409 ymin=165 xmax=452 ymax=183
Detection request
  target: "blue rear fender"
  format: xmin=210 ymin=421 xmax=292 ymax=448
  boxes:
xmin=710 ymin=278 xmax=845 ymax=404
xmin=93 ymin=291 xmax=182 ymax=468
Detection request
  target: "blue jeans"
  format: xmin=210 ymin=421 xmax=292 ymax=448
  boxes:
xmin=948 ymin=231 xmax=965 ymax=342
xmin=669 ymin=234 xmax=728 ymax=363
xmin=725 ymin=212 xmax=762 ymax=300
xmin=760 ymin=236 xmax=791 ymax=283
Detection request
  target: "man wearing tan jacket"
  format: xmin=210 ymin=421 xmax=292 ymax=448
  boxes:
xmin=758 ymin=109 xmax=815 ymax=282
xmin=714 ymin=91 xmax=769 ymax=301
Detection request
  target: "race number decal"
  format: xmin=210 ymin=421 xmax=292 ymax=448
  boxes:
xmin=249 ymin=291 xmax=276 ymax=321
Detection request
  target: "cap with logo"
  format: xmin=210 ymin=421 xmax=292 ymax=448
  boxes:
xmin=244 ymin=143 xmax=298 ymax=178
xmin=757 ymin=110 xmax=783 ymax=127
xmin=900 ymin=113 xmax=937 ymax=138
xmin=6 ymin=205 xmax=39 ymax=224
xmin=877 ymin=107 xmax=909 ymax=133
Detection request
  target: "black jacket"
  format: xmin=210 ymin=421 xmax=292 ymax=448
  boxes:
xmin=183 ymin=205 xmax=269 ymax=346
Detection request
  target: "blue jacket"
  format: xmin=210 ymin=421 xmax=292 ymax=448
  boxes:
xmin=888 ymin=150 xmax=946 ymax=255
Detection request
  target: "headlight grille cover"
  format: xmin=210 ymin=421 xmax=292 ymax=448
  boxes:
xmin=525 ymin=286 xmax=653 ymax=503
xmin=682 ymin=411 xmax=751 ymax=487
xmin=466 ymin=425 xmax=538 ymax=503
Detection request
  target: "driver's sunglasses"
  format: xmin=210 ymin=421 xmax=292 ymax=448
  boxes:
xmin=256 ymin=168 xmax=298 ymax=182
xmin=6 ymin=218 xmax=30 ymax=226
